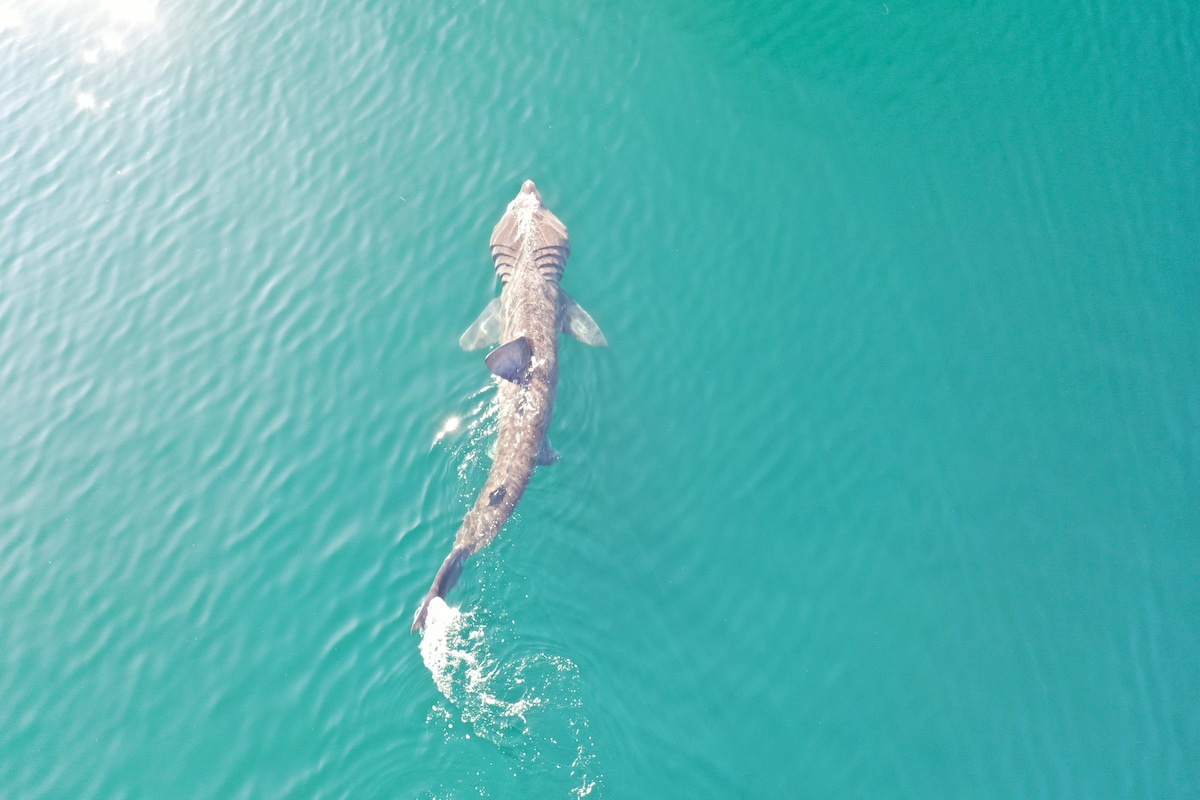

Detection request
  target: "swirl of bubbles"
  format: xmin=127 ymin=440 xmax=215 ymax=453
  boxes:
xmin=419 ymin=598 xmax=600 ymax=798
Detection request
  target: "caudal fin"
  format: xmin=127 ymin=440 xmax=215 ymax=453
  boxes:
xmin=411 ymin=548 xmax=468 ymax=633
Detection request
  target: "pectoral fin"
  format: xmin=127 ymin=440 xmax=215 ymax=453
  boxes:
xmin=536 ymin=437 xmax=559 ymax=466
xmin=460 ymin=297 xmax=503 ymax=351
xmin=485 ymin=337 xmax=532 ymax=383
xmin=559 ymin=289 xmax=608 ymax=347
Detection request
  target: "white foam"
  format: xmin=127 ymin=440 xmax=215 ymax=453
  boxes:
xmin=416 ymin=597 xmax=466 ymax=698
xmin=418 ymin=600 xmax=602 ymax=793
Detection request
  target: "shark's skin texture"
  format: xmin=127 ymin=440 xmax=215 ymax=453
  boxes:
xmin=412 ymin=180 xmax=606 ymax=632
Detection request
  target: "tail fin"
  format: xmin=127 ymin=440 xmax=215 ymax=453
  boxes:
xmin=411 ymin=548 xmax=468 ymax=632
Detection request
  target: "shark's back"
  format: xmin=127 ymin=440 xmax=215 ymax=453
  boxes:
xmin=411 ymin=180 xmax=606 ymax=634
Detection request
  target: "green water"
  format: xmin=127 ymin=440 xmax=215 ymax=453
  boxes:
xmin=2 ymin=0 xmax=1197 ymax=796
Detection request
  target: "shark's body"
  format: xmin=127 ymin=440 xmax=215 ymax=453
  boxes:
xmin=412 ymin=180 xmax=606 ymax=632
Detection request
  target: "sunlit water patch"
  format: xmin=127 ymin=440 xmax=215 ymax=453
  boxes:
xmin=0 ymin=6 xmax=22 ymax=30
xmin=435 ymin=382 xmax=499 ymax=486
xmin=419 ymin=598 xmax=600 ymax=798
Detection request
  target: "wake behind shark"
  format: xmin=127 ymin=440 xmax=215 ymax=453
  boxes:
xmin=411 ymin=180 xmax=606 ymax=632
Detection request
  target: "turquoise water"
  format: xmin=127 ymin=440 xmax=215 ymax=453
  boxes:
xmin=2 ymin=0 xmax=1197 ymax=796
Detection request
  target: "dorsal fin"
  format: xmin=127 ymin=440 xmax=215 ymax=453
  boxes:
xmin=485 ymin=337 xmax=532 ymax=383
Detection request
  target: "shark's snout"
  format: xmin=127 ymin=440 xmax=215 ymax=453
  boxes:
xmin=520 ymin=179 xmax=543 ymax=203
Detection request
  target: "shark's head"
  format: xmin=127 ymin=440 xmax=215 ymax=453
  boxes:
xmin=509 ymin=179 xmax=544 ymax=212
xmin=489 ymin=179 xmax=569 ymax=283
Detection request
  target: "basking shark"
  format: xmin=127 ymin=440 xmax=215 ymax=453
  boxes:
xmin=411 ymin=180 xmax=607 ymax=632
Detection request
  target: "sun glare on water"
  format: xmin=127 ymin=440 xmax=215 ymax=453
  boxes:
xmin=8 ymin=0 xmax=164 ymax=111
xmin=0 ymin=7 xmax=22 ymax=29
xmin=2 ymin=0 xmax=157 ymax=25
xmin=98 ymin=0 xmax=155 ymax=24
xmin=99 ymin=29 xmax=123 ymax=50
xmin=432 ymin=415 xmax=462 ymax=446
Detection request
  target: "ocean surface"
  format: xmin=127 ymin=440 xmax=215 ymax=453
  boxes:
xmin=1 ymin=0 xmax=1197 ymax=796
